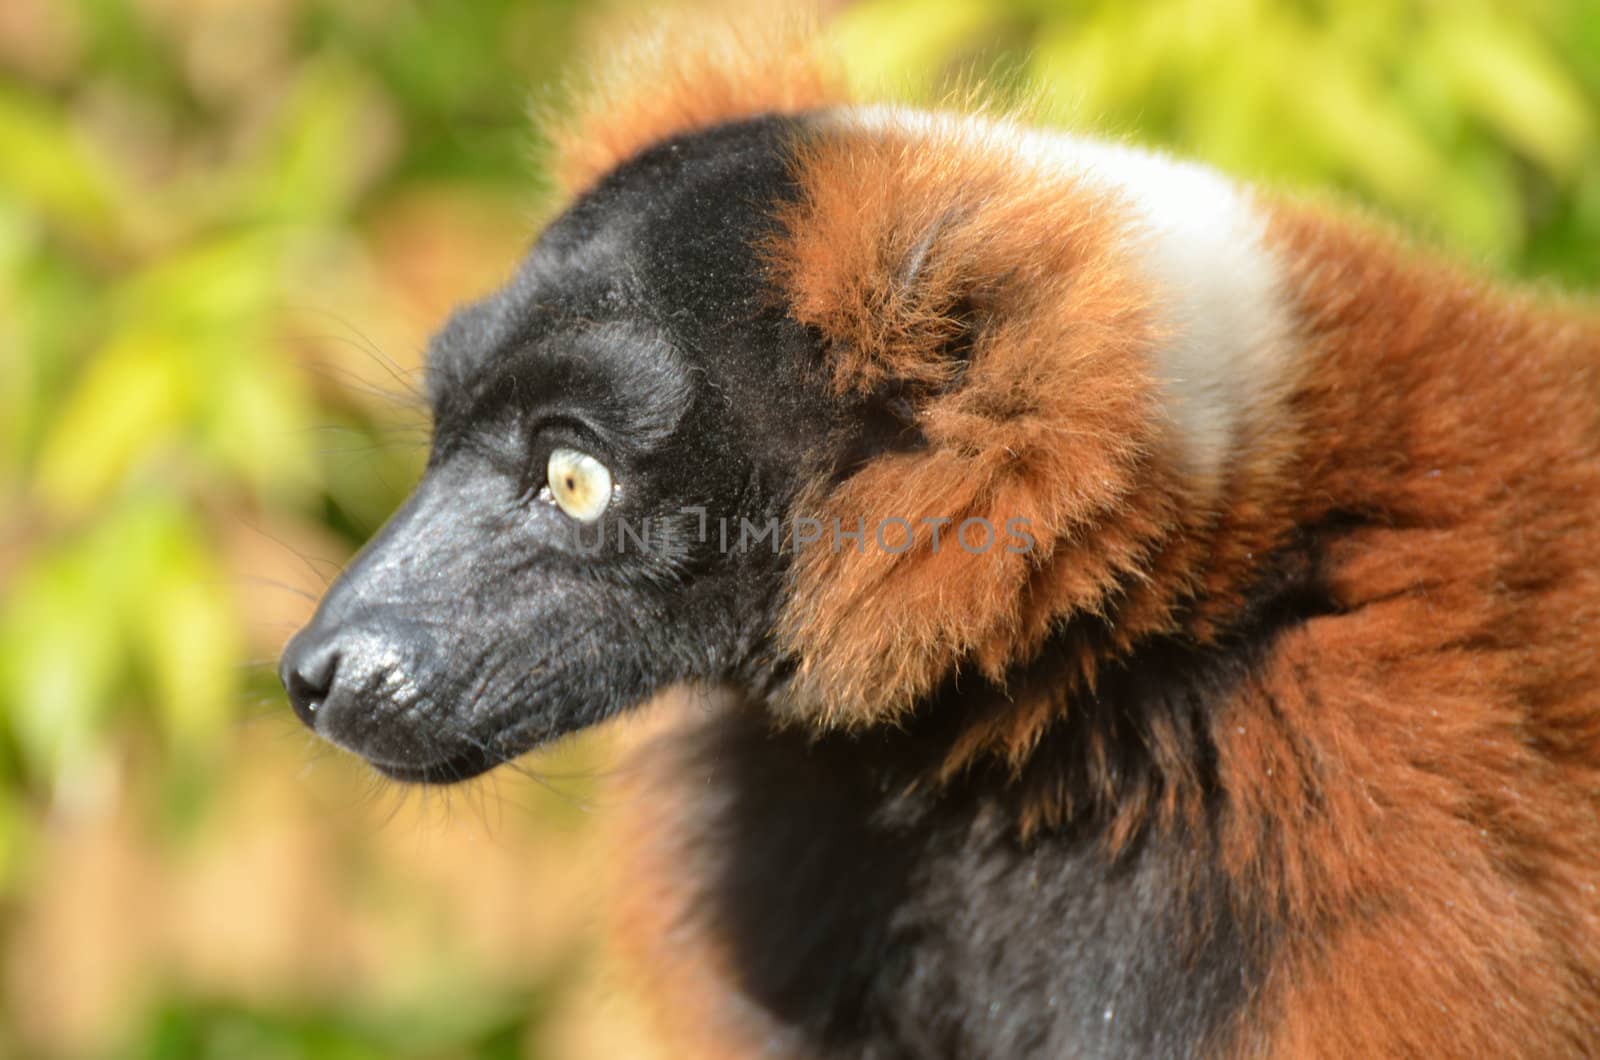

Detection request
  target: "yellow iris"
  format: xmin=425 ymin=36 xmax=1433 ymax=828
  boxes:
xmin=546 ymin=447 xmax=612 ymax=522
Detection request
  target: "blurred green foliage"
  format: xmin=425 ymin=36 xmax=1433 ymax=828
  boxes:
xmin=1 ymin=0 xmax=584 ymax=831
xmin=126 ymin=984 xmax=555 ymax=1060
xmin=0 ymin=0 xmax=1596 ymax=1056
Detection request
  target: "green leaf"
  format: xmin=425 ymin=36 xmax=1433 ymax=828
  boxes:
xmin=31 ymin=331 xmax=188 ymax=516
xmin=0 ymin=85 xmax=125 ymax=249
xmin=1431 ymin=14 xmax=1596 ymax=180
xmin=0 ymin=536 xmax=124 ymax=784
xmin=233 ymin=62 xmax=396 ymax=226
xmin=197 ymin=343 xmax=319 ymax=502
xmin=133 ymin=519 xmax=240 ymax=755
xmin=1293 ymin=44 xmax=1451 ymax=211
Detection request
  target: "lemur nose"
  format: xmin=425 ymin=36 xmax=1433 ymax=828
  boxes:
xmin=279 ymin=629 xmax=340 ymax=729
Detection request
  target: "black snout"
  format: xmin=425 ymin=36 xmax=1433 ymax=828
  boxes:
xmin=279 ymin=620 xmax=422 ymax=738
xmin=279 ymin=614 xmax=495 ymax=781
xmin=274 ymin=465 xmax=576 ymax=783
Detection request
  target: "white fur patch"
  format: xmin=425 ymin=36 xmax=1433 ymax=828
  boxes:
xmin=837 ymin=106 xmax=1296 ymax=497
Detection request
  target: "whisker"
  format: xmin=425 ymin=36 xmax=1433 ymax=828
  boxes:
xmin=233 ymin=576 xmax=319 ymax=603
xmin=286 ymin=307 xmax=430 ymax=407
xmin=235 ymin=519 xmax=344 ymax=589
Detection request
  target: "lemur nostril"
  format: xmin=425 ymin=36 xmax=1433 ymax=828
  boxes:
xmin=280 ymin=633 xmax=340 ymax=730
xmin=287 ymin=664 xmax=328 ymax=715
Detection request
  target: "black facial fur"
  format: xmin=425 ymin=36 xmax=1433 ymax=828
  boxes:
xmin=280 ymin=116 xmax=839 ymax=779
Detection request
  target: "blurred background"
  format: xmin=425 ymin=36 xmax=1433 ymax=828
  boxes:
xmin=1 ymin=0 xmax=1596 ymax=1056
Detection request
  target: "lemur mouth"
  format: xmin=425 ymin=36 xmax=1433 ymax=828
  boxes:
xmin=363 ymin=743 xmax=500 ymax=785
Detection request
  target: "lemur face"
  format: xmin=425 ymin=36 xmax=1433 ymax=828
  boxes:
xmin=280 ymin=117 xmax=837 ymax=781
xmin=281 ymin=88 xmax=1278 ymax=777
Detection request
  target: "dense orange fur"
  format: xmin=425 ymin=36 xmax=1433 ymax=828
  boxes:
xmin=1216 ymin=204 xmax=1600 ymax=1057
xmin=550 ymin=11 xmax=842 ymax=199
xmin=768 ymin=126 xmax=1220 ymax=729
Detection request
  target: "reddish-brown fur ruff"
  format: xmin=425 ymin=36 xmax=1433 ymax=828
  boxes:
xmin=548 ymin=12 xmax=843 ymax=199
xmin=767 ymin=125 xmax=1249 ymax=734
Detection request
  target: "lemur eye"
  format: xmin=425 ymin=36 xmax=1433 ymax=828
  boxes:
xmin=546 ymin=447 xmax=612 ymax=522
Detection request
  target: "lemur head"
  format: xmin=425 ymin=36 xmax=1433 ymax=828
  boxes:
xmin=280 ymin=20 xmax=1295 ymax=781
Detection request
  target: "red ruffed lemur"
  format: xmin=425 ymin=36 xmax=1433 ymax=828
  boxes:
xmin=280 ymin=15 xmax=1600 ymax=1058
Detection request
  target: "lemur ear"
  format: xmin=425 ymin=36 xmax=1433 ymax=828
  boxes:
xmin=767 ymin=122 xmax=1191 ymax=729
